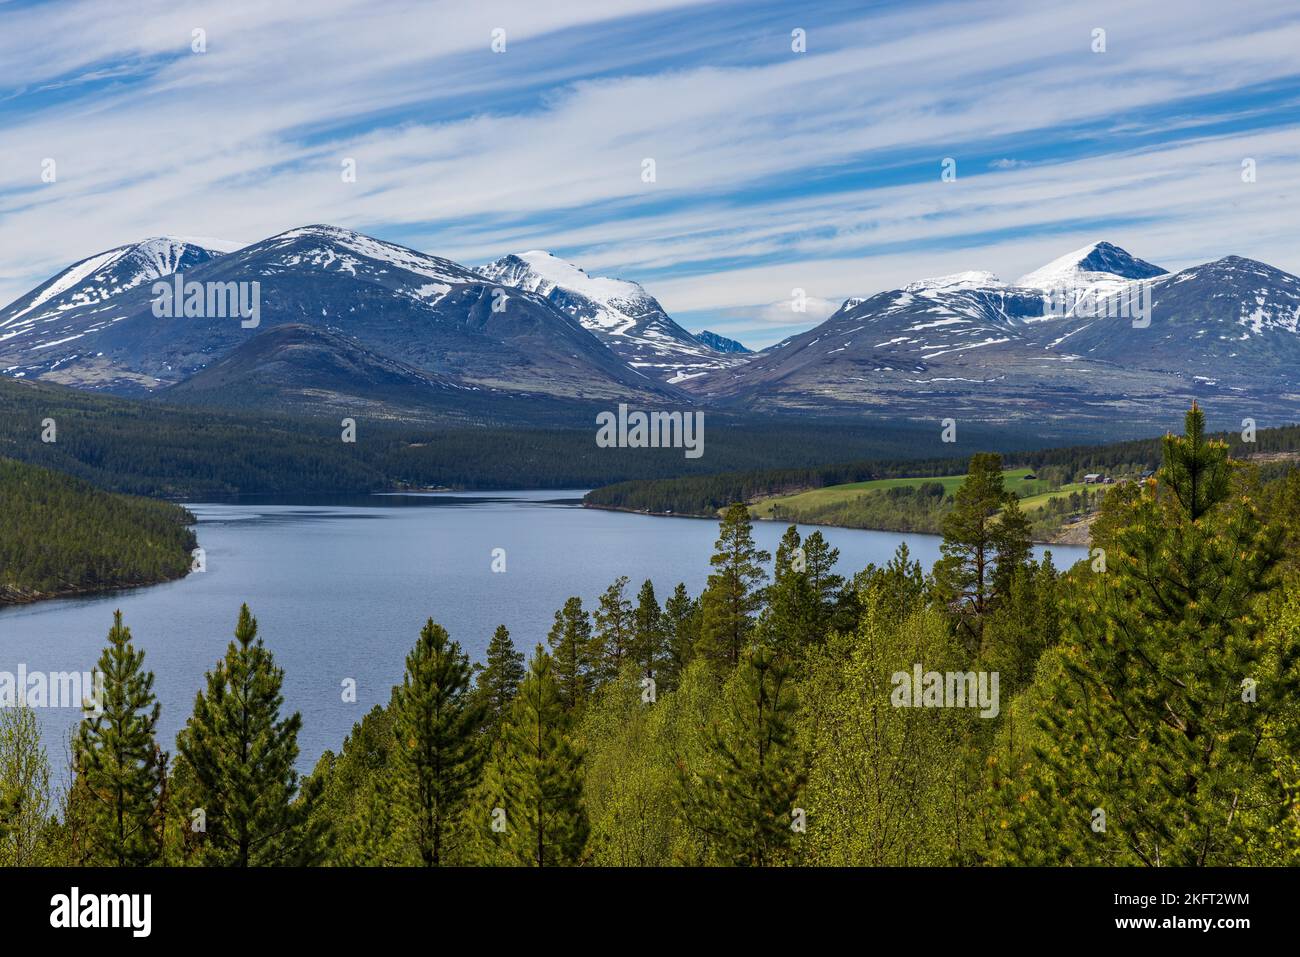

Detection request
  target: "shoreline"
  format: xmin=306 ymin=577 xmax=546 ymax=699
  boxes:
xmin=0 ymin=570 xmax=192 ymax=609
xmin=582 ymin=499 xmax=1091 ymax=546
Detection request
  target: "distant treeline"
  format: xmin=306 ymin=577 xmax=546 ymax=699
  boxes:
xmin=0 ymin=457 xmax=197 ymax=603
xmin=586 ymin=422 xmax=1300 ymax=515
xmin=0 ymin=376 xmax=1041 ymax=497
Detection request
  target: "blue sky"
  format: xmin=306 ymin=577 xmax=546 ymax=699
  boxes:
xmin=2 ymin=0 xmax=1299 ymax=347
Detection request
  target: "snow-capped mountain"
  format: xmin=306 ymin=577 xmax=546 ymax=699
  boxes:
xmin=0 ymin=237 xmax=230 ymax=376
xmin=5 ymin=233 xmax=1298 ymax=430
xmin=1015 ymin=241 xmax=1168 ymax=318
xmin=1016 ymin=240 xmax=1167 ymax=290
xmin=694 ymin=242 xmax=1300 ymax=428
xmin=694 ymin=330 xmax=751 ymax=354
xmin=1030 ymin=255 xmax=1300 ymax=377
xmin=480 ymin=251 xmax=747 ymax=384
xmin=0 ymin=226 xmax=681 ymax=404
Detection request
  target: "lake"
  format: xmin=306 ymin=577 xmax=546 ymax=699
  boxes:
xmin=0 ymin=491 xmax=1085 ymax=775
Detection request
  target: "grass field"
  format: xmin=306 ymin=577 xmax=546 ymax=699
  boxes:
xmin=748 ymin=468 xmax=1093 ymax=518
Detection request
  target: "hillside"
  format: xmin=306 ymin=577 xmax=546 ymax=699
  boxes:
xmin=585 ymin=420 xmax=1300 ymax=539
xmin=0 ymin=457 xmax=197 ymax=603
xmin=0 ymin=374 xmax=977 ymax=498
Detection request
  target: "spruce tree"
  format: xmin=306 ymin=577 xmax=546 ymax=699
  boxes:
xmin=175 ymin=604 xmax=321 ymax=866
xmin=661 ymin=583 xmax=699 ymax=692
xmin=478 ymin=644 xmax=589 ymax=866
xmin=993 ymin=404 xmax=1295 ymax=865
xmin=592 ymin=576 xmax=634 ymax=685
xmin=630 ymin=579 xmax=667 ymax=684
xmin=698 ymin=503 xmax=770 ymax=671
xmin=475 ymin=624 xmax=525 ymax=737
xmin=393 ymin=618 xmax=486 ymax=866
xmin=73 ymin=610 xmax=164 ymax=866
xmin=677 ymin=644 xmax=806 ymax=866
xmin=547 ymin=596 xmax=595 ymax=711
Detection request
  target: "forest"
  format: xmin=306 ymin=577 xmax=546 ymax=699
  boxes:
xmin=0 ymin=375 xmax=1014 ymax=498
xmin=586 ymin=419 xmax=1300 ymax=520
xmin=0 ymin=458 xmax=196 ymax=604
xmin=3 ymin=404 xmax=1298 ymax=866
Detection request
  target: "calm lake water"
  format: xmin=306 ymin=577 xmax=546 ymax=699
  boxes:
xmin=0 ymin=491 xmax=1085 ymax=775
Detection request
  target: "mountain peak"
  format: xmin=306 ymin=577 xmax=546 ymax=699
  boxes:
xmin=489 ymin=251 xmax=645 ymax=304
xmin=1016 ymin=241 xmax=1167 ymax=289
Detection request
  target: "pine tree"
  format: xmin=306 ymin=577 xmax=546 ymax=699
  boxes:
xmin=677 ymin=644 xmax=806 ymax=866
xmin=803 ymin=529 xmax=844 ymax=637
xmin=661 ymin=583 xmax=699 ymax=692
xmin=979 ymin=554 xmax=1060 ymax=694
xmin=73 ymin=610 xmax=164 ymax=866
xmin=592 ymin=576 xmax=634 ymax=685
xmin=934 ymin=453 xmax=1031 ymax=649
xmin=547 ymin=596 xmax=596 ymax=712
xmin=477 ymin=644 xmax=589 ymax=866
xmin=630 ymin=579 xmax=667 ymax=684
xmin=393 ymin=618 xmax=486 ymax=866
xmin=993 ymin=403 xmax=1296 ymax=865
xmin=698 ymin=503 xmax=770 ymax=670
xmin=762 ymin=525 xmax=812 ymax=655
xmin=175 ymin=604 xmax=322 ymax=866
xmin=475 ymin=624 xmax=525 ymax=737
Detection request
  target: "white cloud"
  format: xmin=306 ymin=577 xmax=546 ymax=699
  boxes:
xmin=0 ymin=0 xmax=1297 ymax=352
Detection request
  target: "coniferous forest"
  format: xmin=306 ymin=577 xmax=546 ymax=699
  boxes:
xmin=0 ymin=459 xmax=196 ymax=604
xmin=4 ymin=405 xmax=1298 ymax=867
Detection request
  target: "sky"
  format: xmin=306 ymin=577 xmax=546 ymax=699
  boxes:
xmin=1 ymin=0 xmax=1298 ymax=348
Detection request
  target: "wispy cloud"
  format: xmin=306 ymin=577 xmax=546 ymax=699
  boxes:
xmin=1 ymin=0 xmax=1297 ymax=346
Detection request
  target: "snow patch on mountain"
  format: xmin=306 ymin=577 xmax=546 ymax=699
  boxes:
xmin=265 ymin=225 xmax=476 ymax=285
xmin=481 ymin=250 xmax=751 ymax=383
xmin=904 ymin=270 xmax=1003 ymax=293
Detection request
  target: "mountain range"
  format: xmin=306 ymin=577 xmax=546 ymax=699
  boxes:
xmin=3 ymin=230 xmax=1298 ymax=433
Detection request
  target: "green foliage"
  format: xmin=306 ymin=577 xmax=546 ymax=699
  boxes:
xmin=630 ymin=579 xmax=667 ymax=684
xmin=174 ymin=604 xmax=323 ymax=866
xmin=71 ymin=610 xmax=164 ymax=866
xmin=661 ymin=583 xmax=700 ymax=692
xmin=474 ymin=625 xmax=525 ymax=738
xmin=592 ymin=576 xmax=634 ymax=685
xmin=698 ymin=503 xmax=770 ymax=670
xmin=0 ymin=705 xmax=53 ymax=865
xmin=393 ymin=619 xmax=486 ymax=866
xmin=0 ymin=457 xmax=195 ymax=602
xmin=978 ymin=555 xmax=1061 ymax=697
xmin=676 ymin=644 xmax=806 ymax=866
xmin=587 ymin=417 xmax=1300 ymax=519
xmin=473 ymin=645 xmax=589 ymax=866
xmin=798 ymin=595 xmax=971 ymax=865
xmin=934 ymin=453 xmax=1032 ymax=649
xmin=992 ymin=404 xmax=1298 ymax=865
xmin=548 ymin=596 xmax=596 ymax=712
xmin=307 ymin=699 xmax=404 ymax=866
